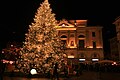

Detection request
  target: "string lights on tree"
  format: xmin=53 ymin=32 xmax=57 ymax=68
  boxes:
xmin=15 ymin=0 xmax=67 ymax=75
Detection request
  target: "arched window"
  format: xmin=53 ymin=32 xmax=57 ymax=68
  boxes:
xmin=59 ymin=23 xmax=69 ymax=26
xmin=61 ymin=35 xmax=67 ymax=38
xmin=92 ymin=53 xmax=99 ymax=58
xmin=78 ymin=35 xmax=85 ymax=38
xmin=70 ymin=41 xmax=74 ymax=46
xmin=93 ymin=53 xmax=97 ymax=57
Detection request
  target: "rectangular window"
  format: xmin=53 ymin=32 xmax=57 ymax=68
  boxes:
xmin=92 ymin=32 xmax=96 ymax=37
xmin=79 ymin=40 xmax=84 ymax=49
xmin=93 ymin=41 xmax=96 ymax=48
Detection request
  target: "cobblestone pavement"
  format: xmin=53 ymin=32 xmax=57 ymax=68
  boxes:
xmin=2 ymin=71 xmax=120 ymax=80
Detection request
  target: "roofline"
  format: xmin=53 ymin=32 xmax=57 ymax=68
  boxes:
xmin=113 ymin=16 xmax=120 ymax=24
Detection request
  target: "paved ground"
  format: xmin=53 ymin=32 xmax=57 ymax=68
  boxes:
xmin=100 ymin=72 xmax=120 ymax=80
xmin=2 ymin=71 xmax=120 ymax=80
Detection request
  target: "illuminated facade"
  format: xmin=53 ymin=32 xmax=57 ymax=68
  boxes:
xmin=112 ymin=16 xmax=120 ymax=61
xmin=56 ymin=19 xmax=104 ymax=64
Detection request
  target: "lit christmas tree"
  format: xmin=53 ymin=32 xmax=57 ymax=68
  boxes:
xmin=15 ymin=0 xmax=66 ymax=75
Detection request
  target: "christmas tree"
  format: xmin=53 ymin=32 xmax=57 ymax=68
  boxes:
xmin=15 ymin=0 xmax=66 ymax=74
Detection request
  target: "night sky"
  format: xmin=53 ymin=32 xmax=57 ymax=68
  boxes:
xmin=0 ymin=0 xmax=120 ymax=54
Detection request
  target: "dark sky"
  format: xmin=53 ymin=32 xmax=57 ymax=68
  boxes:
xmin=0 ymin=0 xmax=120 ymax=53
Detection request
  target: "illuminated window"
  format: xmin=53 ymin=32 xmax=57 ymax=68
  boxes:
xmin=79 ymin=59 xmax=85 ymax=61
xmin=68 ymin=53 xmax=74 ymax=58
xmin=92 ymin=59 xmax=99 ymax=61
xmin=60 ymin=23 xmax=69 ymax=26
xmin=70 ymin=41 xmax=74 ymax=46
xmin=68 ymin=55 xmax=74 ymax=58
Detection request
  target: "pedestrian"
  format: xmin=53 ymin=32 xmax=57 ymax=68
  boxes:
xmin=79 ymin=63 xmax=83 ymax=75
xmin=53 ymin=62 xmax=59 ymax=80
xmin=63 ymin=64 xmax=68 ymax=78
xmin=0 ymin=60 xmax=6 ymax=80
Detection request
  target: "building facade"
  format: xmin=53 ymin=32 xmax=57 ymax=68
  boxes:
xmin=109 ymin=37 xmax=119 ymax=61
xmin=112 ymin=16 xmax=120 ymax=61
xmin=56 ymin=19 xmax=104 ymax=64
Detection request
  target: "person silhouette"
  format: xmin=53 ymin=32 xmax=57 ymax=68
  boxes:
xmin=0 ymin=60 xmax=6 ymax=80
xmin=53 ymin=62 xmax=59 ymax=80
xmin=0 ymin=54 xmax=6 ymax=80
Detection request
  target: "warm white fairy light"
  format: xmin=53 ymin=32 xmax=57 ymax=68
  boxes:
xmin=30 ymin=69 xmax=37 ymax=75
xmin=15 ymin=0 xmax=67 ymax=74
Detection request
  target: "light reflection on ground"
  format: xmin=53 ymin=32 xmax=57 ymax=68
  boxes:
xmin=3 ymin=71 xmax=120 ymax=80
xmin=3 ymin=76 xmax=51 ymax=80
